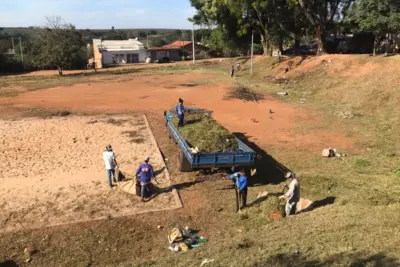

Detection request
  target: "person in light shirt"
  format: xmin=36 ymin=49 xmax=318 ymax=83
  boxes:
xmin=102 ymin=145 xmax=118 ymax=188
xmin=279 ymin=172 xmax=300 ymax=216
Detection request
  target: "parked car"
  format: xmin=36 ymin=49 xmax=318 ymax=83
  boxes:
xmin=156 ymin=57 xmax=170 ymax=64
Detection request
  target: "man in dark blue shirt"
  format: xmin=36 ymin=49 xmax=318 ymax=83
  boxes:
xmin=230 ymin=169 xmax=248 ymax=212
xmin=175 ymin=98 xmax=185 ymax=127
xmin=135 ymin=156 xmax=158 ymax=201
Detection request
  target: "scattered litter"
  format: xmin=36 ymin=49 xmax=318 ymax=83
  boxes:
xmin=334 ymin=110 xmax=361 ymax=119
xmin=322 ymin=148 xmax=337 ymax=158
xmin=277 ymin=92 xmax=289 ymax=96
xmin=216 ymin=207 xmax=223 ymax=212
xmin=190 ymin=147 xmax=200 ymax=153
xmin=200 ymin=259 xmax=215 ymax=266
xmin=322 ymin=148 xmax=346 ymax=158
xmin=167 ymin=226 xmax=208 ymax=252
xmin=168 ymin=244 xmax=180 ymax=252
xmin=157 ymin=225 xmax=163 ymax=229
xmin=24 ymin=247 xmax=37 ymax=263
xmin=256 ymin=191 xmax=269 ymax=199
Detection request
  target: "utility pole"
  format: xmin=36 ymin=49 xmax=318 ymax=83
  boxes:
xmin=146 ymin=32 xmax=149 ymax=48
xmin=192 ymin=23 xmax=196 ymax=64
xmin=250 ymin=30 xmax=254 ymax=76
xmin=11 ymin=37 xmax=15 ymax=55
xmin=19 ymin=37 xmax=24 ymax=62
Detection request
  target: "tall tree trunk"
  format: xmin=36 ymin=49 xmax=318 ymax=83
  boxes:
xmin=260 ymin=33 xmax=269 ymax=56
xmin=57 ymin=66 xmax=63 ymax=75
xmin=316 ymin=26 xmax=325 ymax=55
xmin=373 ymin=33 xmax=378 ymax=56
xmin=294 ymin=39 xmax=301 ymax=55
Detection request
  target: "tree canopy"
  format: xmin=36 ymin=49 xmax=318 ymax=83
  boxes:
xmin=26 ymin=17 xmax=86 ymax=75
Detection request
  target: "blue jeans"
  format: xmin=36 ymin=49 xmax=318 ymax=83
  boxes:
xmin=285 ymin=201 xmax=297 ymax=216
xmin=107 ymin=169 xmax=116 ymax=187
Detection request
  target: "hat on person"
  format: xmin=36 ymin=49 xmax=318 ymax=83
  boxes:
xmin=106 ymin=145 xmax=112 ymax=151
xmin=145 ymin=156 xmax=150 ymax=162
xmin=285 ymin=172 xmax=294 ymax=179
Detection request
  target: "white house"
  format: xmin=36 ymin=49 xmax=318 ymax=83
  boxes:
xmin=92 ymin=38 xmax=147 ymax=68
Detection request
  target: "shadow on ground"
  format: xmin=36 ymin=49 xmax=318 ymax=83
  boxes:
xmin=234 ymin=132 xmax=290 ymax=185
xmin=298 ymin=196 xmax=336 ymax=214
xmin=252 ymin=252 xmax=399 ymax=267
xmin=0 ymin=260 xmax=18 ymax=267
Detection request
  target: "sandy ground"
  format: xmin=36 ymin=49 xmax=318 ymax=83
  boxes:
xmin=0 ymin=115 xmax=181 ymax=232
xmin=0 ymin=72 xmax=353 ymax=152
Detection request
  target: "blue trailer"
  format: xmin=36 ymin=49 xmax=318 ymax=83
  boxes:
xmin=164 ymin=108 xmax=256 ymax=172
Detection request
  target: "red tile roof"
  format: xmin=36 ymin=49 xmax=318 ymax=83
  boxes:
xmin=162 ymin=40 xmax=192 ymax=49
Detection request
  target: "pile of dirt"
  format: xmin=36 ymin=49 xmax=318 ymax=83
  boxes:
xmin=173 ymin=114 xmax=238 ymax=153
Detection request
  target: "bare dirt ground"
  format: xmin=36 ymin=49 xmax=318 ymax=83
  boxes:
xmin=0 ymin=115 xmax=180 ymax=233
xmin=0 ymin=72 xmax=353 ymax=152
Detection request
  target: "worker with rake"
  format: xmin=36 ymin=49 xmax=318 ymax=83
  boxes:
xmin=136 ymin=156 xmax=159 ymax=202
xmin=230 ymin=169 xmax=248 ymax=213
xmin=279 ymin=172 xmax=300 ymax=216
xmin=175 ymin=98 xmax=185 ymax=127
xmin=102 ymin=145 xmax=118 ymax=188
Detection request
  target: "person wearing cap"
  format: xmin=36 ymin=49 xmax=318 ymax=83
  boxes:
xmin=102 ymin=145 xmax=118 ymax=188
xmin=175 ymin=98 xmax=185 ymax=127
xmin=229 ymin=169 xmax=248 ymax=212
xmin=135 ymin=156 xmax=158 ymax=201
xmin=279 ymin=172 xmax=300 ymax=216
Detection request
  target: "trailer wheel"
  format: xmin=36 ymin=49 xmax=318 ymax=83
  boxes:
xmin=179 ymin=150 xmax=192 ymax=172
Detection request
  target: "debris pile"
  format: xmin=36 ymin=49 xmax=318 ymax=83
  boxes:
xmin=173 ymin=114 xmax=239 ymax=152
xmin=168 ymin=226 xmax=208 ymax=252
xmin=226 ymin=84 xmax=264 ymax=102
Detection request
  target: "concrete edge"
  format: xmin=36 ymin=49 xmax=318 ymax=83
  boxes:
xmin=143 ymin=115 xmax=183 ymax=210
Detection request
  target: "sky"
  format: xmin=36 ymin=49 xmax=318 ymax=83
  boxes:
xmin=0 ymin=0 xmax=196 ymax=29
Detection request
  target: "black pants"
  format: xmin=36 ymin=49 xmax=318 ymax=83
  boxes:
xmin=178 ymin=115 xmax=184 ymax=127
xmin=235 ymin=187 xmax=248 ymax=211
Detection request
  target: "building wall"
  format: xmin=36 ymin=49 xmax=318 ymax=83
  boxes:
xmin=148 ymin=50 xmax=181 ymax=62
xmin=183 ymin=44 xmax=206 ymax=58
xmin=102 ymin=50 xmax=147 ymax=65
xmin=93 ymin=43 xmax=103 ymax=69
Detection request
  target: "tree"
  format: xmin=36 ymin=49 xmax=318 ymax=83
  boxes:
xmin=292 ymin=0 xmax=355 ymax=54
xmin=27 ymin=17 xmax=86 ymax=75
xmin=347 ymin=0 xmax=400 ymax=55
xmin=138 ymin=31 xmax=147 ymax=39
xmin=190 ymin=0 xmax=306 ymax=55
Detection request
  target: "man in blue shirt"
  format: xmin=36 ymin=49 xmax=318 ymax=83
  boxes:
xmin=230 ymin=169 xmax=248 ymax=212
xmin=135 ymin=156 xmax=158 ymax=201
xmin=175 ymin=98 xmax=185 ymax=127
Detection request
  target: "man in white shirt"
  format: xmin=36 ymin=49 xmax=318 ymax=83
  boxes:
xmin=103 ymin=145 xmax=118 ymax=188
xmin=279 ymin=172 xmax=300 ymax=216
